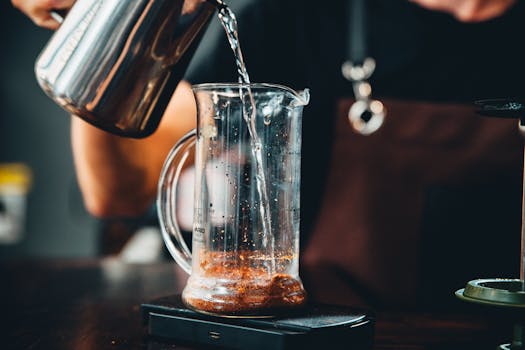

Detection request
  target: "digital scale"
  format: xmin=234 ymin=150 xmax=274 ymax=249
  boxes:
xmin=141 ymin=295 xmax=374 ymax=350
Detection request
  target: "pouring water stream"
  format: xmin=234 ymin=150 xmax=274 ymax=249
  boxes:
xmin=217 ymin=5 xmax=276 ymax=271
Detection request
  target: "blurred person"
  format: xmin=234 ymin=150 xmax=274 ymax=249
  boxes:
xmin=11 ymin=0 xmax=525 ymax=309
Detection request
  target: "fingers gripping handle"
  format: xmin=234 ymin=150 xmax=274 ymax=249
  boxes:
xmin=50 ymin=7 xmax=71 ymax=24
xmin=157 ymin=129 xmax=196 ymax=274
xmin=50 ymin=11 xmax=65 ymax=24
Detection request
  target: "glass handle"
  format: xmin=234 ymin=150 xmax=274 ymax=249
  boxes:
xmin=157 ymin=129 xmax=196 ymax=274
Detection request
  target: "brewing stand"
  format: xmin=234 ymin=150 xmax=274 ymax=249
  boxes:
xmin=455 ymin=99 xmax=525 ymax=350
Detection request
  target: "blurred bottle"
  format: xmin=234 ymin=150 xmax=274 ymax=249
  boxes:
xmin=0 ymin=163 xmax=32 ymax=244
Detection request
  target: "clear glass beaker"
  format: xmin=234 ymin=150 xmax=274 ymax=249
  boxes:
xmin=157 ymin=83 xmax=309 ymax=316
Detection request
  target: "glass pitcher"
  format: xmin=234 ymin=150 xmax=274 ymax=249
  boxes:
xmin=158 ymin=83 xmax=310 ymax=317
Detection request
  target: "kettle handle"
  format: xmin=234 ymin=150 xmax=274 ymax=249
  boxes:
xmin=157 ymin=129 xmax=196 ymax=274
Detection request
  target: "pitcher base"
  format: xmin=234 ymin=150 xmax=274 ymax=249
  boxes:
xmin=182 ymin=273 xmax=307 ymax=317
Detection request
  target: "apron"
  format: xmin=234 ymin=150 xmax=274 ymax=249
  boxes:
xmin=301 ymin=98 xmax=523 ymax=310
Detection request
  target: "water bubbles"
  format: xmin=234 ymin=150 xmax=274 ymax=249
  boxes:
xmin=202 ymin=124 xmax=217 ymax=139
xmin=212 ymin=92 xmax=219 ymax=105
xmin=262 ymin=105 xmax=272 ymax=115
xmin=214 ymin=101 xmax=229 ymax=120
xmin=217 ymin=6 xmax=275 ymax=267
xmin=262 ymin=105 xmax=273 ymax=126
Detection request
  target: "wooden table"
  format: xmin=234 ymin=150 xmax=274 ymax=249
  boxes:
xmin=0 ymin=259 xmax=516 ymax=349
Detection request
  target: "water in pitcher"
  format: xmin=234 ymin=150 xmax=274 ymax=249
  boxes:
xmin=181 ymin=4 xmax=307 ymax=315
xmin=217 ymin=6 xmax=275 ymax=262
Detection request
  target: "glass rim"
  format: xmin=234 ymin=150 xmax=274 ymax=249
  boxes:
xmin=192 ymin=82 xmax=310 ymax=106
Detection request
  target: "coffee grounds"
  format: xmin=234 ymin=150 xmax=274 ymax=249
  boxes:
xmin=183 ymin=250 xmax=307 ymax=316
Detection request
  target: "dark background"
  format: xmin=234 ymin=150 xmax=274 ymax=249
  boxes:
xmin=0 ymin=2 xmax=98 ymax=258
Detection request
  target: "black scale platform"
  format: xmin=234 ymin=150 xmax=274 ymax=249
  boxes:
xmin=141 ymin=295 xmax=374 ymax=350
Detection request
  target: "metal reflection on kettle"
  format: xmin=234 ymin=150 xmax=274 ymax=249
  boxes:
xmin=35 ymin=0 xmax=223 ymax=138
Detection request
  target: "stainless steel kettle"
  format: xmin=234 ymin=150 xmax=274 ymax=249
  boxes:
xmin=35 ymin=0 xmax=222 ymax=138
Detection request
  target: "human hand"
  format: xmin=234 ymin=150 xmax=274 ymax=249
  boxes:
xmin=409 ymin=0 xmax=516 ymax=22
xmin=11 ymin=0 xmax=75 ymax=30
